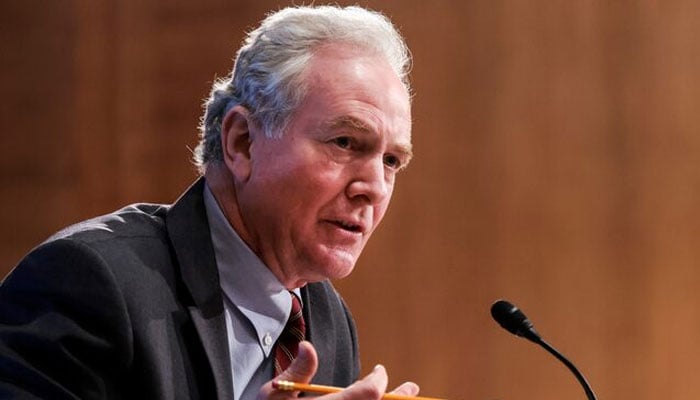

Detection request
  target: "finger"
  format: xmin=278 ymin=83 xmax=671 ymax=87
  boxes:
xmin=389 ymin=381 xmax=420 ymax=397
xmin=332 ymin=364 xmax=389 ymax=400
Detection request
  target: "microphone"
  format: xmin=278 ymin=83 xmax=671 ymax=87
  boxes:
xmin=490 ymin=300 xmax=597 ymax=400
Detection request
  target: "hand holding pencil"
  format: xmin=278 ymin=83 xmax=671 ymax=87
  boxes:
xmin=259 ymin=341 xmax=443 ymax=400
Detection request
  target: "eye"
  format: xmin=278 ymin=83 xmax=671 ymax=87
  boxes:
xmin=383 ymin=154 xmax=402 ymax=170
xmin=331 ymin=136 xmax=352 ymax=149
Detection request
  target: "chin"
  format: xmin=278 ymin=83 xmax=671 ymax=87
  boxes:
xmin=327 ymin=264 xmax=355 ymax=280
xmin=300 ymin=246 xmax=358 ymax=282
xmin=312 ymin=249 xmax=357 ymax=280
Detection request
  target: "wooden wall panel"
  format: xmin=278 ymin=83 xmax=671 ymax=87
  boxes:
xmin=1 ymin=1 xmax=82 ymax=265
xmin=2 ymin=1 xmax=700 ymax=400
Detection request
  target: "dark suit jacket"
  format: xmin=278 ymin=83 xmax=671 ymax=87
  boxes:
xmin=0 ymin=179 xmax=360 ymax=399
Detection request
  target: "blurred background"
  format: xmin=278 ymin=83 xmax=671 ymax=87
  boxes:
xmin=2 ymin=1 xmax=700 ymax=399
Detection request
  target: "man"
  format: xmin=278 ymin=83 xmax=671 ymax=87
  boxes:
xmin=0 ymin=5 xmax=416 ymax=400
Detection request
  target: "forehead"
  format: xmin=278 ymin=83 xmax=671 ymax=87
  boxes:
xmin=298 ymin=44 xmax=412 ymax=141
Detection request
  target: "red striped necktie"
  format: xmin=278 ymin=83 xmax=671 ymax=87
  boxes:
xmin=273 ymin=292 xmax=306 ymax=376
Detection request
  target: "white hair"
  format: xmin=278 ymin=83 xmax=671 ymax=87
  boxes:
xmin=194 ymin=5 xmax=411 ymax=172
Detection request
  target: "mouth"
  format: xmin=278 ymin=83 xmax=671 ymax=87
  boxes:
xmin=328 ymin=219 xmax=364 ymax=234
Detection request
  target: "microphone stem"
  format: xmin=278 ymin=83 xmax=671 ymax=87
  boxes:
xmin=533 ymin=336 xmax=597 ymax=400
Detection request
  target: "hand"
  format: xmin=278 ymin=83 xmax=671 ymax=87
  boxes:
xmin=258 ymin=341 xmax=420 ymax=400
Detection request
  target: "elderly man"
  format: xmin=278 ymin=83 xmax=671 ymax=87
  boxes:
xmin=0 ymin=5 xmax=415 ymax=400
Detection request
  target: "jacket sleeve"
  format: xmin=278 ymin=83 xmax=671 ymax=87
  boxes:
xmin=0 ymin=239 xmax=133 ymax=399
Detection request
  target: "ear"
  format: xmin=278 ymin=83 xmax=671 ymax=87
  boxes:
xmin=221 ymin=105 xmax=254 ymax=181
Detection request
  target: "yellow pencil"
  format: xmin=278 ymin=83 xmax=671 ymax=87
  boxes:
xmin=273 ymin=380 xmax=447 ymax=400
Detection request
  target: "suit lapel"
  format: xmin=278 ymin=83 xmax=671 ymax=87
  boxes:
xmin=166 ymin=178 xmax=234 ymax=399
xmin=302 ymin=283 xmax=337 ymax=385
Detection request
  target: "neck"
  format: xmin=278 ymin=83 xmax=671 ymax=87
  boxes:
xmin=204 ymin=163 xmax=304 ymax=290
xmin=204 ymin=163 xmax=250 ymax=247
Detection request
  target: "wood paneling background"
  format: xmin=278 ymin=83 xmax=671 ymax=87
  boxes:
xmin=2 ymin=1 xmax=699 ymax=399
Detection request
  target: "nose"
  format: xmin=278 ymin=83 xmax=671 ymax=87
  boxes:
xmin=346 ymin=156 xmax=391 ymax=204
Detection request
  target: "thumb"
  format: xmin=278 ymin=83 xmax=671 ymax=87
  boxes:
xmin=275 ymin=341 xmax=318 ymax=384
xmin=259 ymin=342 xmax=319 ymax=400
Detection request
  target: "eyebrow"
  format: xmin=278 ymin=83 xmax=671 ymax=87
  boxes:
xmin=397 ymin=142 xmax=414 ymax=163
xmin=328 ymin=115 xmax=372 ymax=132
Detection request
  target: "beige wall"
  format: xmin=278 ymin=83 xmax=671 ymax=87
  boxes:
xmin=3 ymin=1 xmax=700 ymax=399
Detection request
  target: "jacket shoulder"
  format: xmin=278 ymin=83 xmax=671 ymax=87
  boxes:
xmin=47 ymin=203 xmax=170 ymax=245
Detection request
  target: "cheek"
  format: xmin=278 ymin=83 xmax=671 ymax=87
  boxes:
xmin=371 ymin=201 xmax=391 ymax=228
xmin=295 ymin=164 xmax=347 ymax=194
xmin=274 ymin=167 xmax=344 ymax=216
xmin=373 ymin=181 xmax=396 ymax=222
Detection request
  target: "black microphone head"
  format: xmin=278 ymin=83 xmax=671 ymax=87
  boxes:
xmin=491 ymin=299 xmax=541 ymax=342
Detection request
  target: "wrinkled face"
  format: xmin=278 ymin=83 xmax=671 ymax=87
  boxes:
xmin=236 ymin=45 xmax=412 ymax=288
